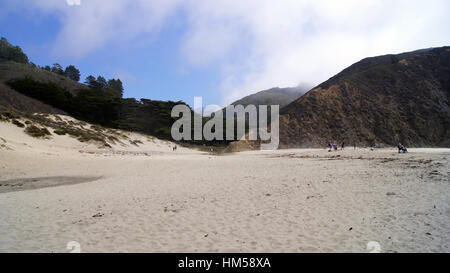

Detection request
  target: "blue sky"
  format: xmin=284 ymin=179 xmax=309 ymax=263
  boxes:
xmin=0 ymin=2 xmax=222 ymax=106
xmin=1 ymin=0 xmax=449 ymax=107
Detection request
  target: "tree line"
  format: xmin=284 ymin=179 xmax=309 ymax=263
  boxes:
xmin=84 ymin=76 xmax=124 ymax=97
xmin=1 ymin=37 xmax=124 ymax=97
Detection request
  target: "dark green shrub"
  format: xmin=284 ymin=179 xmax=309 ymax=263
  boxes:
xmin=12 ymin=119 xmax=25 ymax=128
xmin=129 ymin=139 xmax=143 ymax=146
xmin=25 ymin=125 xmax=52 ymax=138
xmin=1 ymin=110 xmax=19 ymax=120
xmin=54 ymin=129 xmax=67 ymax=135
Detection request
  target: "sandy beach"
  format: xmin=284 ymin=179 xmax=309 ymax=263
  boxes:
xmin=0 ymin=120 xmax=449 ymax=253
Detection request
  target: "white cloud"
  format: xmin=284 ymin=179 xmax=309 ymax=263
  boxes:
xmin=180 ymin=0 xmax=450 ymax=104
xmin=10 ymin=0 xmax=182 ymax=58
xmin=4 ymin=0 xmax=450 ymax=105
xmin=66 ymin=0 xmax=81 ymax=6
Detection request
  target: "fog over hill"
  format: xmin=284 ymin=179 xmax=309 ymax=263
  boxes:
xmin=229 ymin=83 xmax=312 ymax=109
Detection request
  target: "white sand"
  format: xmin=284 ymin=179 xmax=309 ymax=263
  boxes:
xmin=0 ymin=120 xmax=449 ymax=253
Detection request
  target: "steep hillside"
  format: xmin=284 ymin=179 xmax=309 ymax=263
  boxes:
xmin=0 ymin=82 xmax=66 ymax=114
xmin=0 ymin=61 xmax=87 ymax=92
xmin=0 ymin=61 xmax=83 ymax=113
xmin=280 ymin=47 xmax=450 ymax=148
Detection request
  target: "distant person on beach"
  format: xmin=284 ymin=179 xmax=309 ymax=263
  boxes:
xmin=333 ymin=141 xmax=338 ymax=151
xmin=397 ymin=143 xmax=408 ymax=153
xmin=341 ymin=142 xmax=345 ymax=150
xmin=328 ymin=141 xmax=332 ymax=152
xmin=402 ymin=146 xmax=408 ymax=153
xmin=397 ymin=143 xmax=403 ymax=153
xmin=173 ymin=145 xmax=177 ymax=151
xmin=353 ymin=143 xmax=356 ymax=150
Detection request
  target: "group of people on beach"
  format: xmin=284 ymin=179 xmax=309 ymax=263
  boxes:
xmin=327 ymin=140 xmax=408 ymax=153
xmin=327 ymin=141 xmax=347 ymax=152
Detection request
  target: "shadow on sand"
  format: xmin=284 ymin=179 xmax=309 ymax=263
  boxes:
xmin=0 ymin=176 xmax=103 ymax=193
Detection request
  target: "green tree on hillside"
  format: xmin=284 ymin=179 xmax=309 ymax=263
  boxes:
xmin=107 ymin=78 xmax=124 ymax=97
xmin=0 ymin=37 xmax=29 ymax=64
xmin=85 ymin=75 xmax=100 ymax=89
xmin=84 ymin=75 xmax=125 ymax=97
xmin=96 ymin=76 xmax=108 ymax=89
xmin=51 ymin=63 xmax=64 ymax=75
xmin=64 ymin=65 xmax=81 ymax=81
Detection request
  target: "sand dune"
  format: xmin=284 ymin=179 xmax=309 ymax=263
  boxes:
xmin=0 ymin=119 xmax=449 ymax=253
